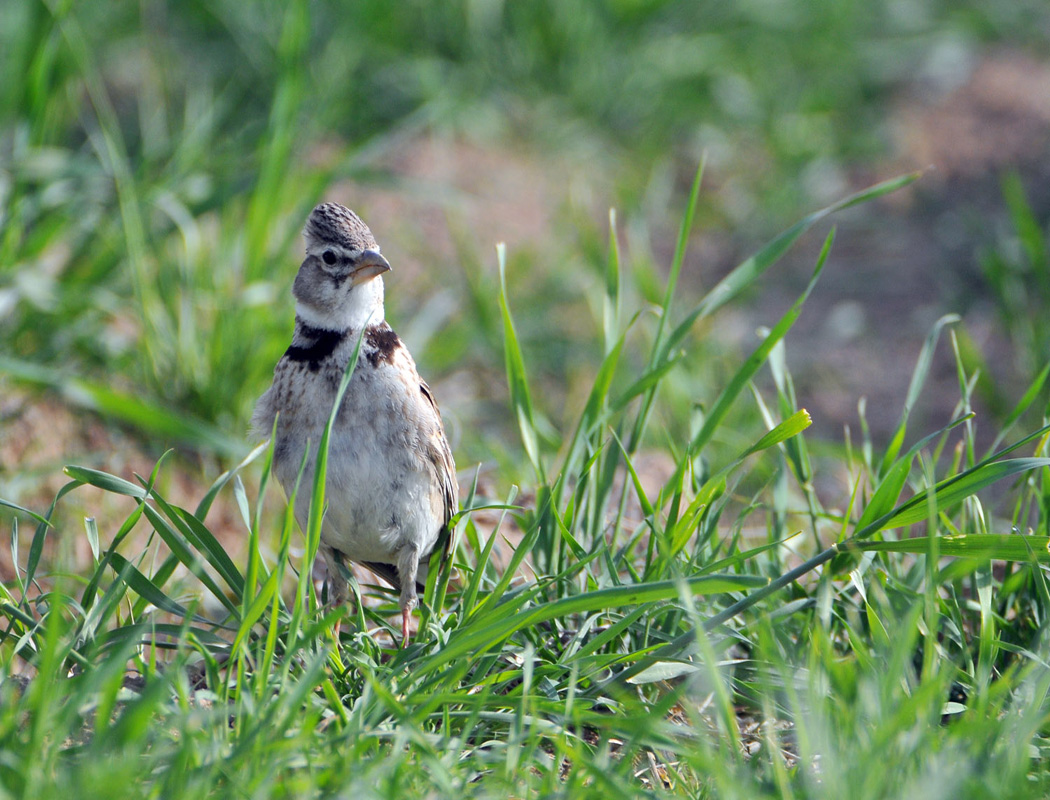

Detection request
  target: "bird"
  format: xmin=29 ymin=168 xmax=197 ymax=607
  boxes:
xmin=252 ymin=202 xmax=458 ymax=647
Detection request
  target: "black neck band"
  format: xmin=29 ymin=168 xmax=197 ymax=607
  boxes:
xmin=284 ymin=321 xmax=348 ymax=369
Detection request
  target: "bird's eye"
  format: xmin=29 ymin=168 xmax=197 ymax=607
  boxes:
xmin=322 ymin=250 xmax=337 ymax=265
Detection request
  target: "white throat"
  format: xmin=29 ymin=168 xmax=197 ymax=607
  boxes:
xmin=296 ymin=278 xmax=386 ymax=332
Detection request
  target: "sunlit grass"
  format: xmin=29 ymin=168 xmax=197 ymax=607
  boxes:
xmin=4 ymin=3 xmax=1050 ymax=797
xmin=3 ymin=174 xmax=1050 ymax=797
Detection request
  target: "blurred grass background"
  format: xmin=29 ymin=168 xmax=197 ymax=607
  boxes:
xmin=2 ymin=0 xmax=1050 ymax=514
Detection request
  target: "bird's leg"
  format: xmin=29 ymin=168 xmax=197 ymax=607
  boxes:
xmin=321 ymin=546 xmax=350 ymax=640
xmin=401 ymin=607 xmax=411 ymax=647
xmin=396 ymin=546 xmax=420 ymax=648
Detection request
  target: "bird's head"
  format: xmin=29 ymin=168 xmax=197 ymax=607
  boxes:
xmin=293 ymin=202 xmax=391 ymax=330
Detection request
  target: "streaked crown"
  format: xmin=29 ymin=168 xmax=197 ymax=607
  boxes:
xmin=303 ymin=203 xmax=379 ymax=252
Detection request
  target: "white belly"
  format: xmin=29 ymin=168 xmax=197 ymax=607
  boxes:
xmin=271 ymin=364 xmax=441 ymax=565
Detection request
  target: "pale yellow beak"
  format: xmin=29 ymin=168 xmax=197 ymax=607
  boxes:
xmin=349 ymin=250 xmax=391 ymax=285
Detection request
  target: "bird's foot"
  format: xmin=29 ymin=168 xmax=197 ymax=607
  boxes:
xmin=400 ymin=608 xmax=411 ymax=648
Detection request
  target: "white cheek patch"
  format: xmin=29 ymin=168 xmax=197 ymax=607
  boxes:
xmin=294 ymin=300 xmax=338 ymax=329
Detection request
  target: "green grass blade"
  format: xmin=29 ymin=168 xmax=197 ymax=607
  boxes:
xmin=106 ymin=553 xmax=197 ymax=621
xmin=23 ymin=480 xmax=81 ymax=605
xmin=652 ymin=158 xmax=705 ymax=357
xmin=78 ymin=501 xmax=146 ymax=615
xmin=855 ymin=414 xmax=975 ymax=532
xmin=684 ymin=172 xmax=920 ymax=323
xmin=740 ymin=408 xmax=814 ymax=459
xmin=0 ymin=498 xmax=52 ymax=528
xmin=1003 ymin=171 xmax=1049 ymax=285
xmin=461 ymin=486 xmax=520 ymax=618
xmin=878 ymin=313 xmax=960 ymax=476
xmin=230 ymin=568 xmax=282 ymax=656
xmin=418 ymin=573 xmax=766 ymax=677
xmin=195 ymin=440 xmax=271 ymax=520
xmin=139 ymin=504 xmax=239 ymax=615
xmin=144 ymin=491 xmax=245 ymax=598
xmin=989 ymin=361 xmax=1050 ymax=454
xmin=850 ymin=534 xmax=1050 ymax=562
xmin=878 ymin=457 xmax=1050 ymax=532
xmin=559 ymin=329 xmax=627 ymax=495
xmin=62 ymin=466 xmax=149 ymax=499
xmin=603 ymin=208 xmax=622 ymax=355
xmin=610 ymin=350 xmax=687 ymax=414
xmin=497 ymin=243 xmax=545 ymax=482
xmin=292 ymin=322 xmax=367 ymax=643
xmin=627 ymin=159 xmax=705 ymax=450
xmin=688 ymin=229 xmax=832 ymax=458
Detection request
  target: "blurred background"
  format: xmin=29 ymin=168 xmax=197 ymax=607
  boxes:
xmin=2 ymin=0 xmax=1049 ymax=568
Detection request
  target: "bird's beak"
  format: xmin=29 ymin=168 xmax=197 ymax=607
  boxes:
xmin=349 ymin=250 xmax=391 ymax=285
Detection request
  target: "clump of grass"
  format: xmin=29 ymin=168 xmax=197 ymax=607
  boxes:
xmin=3 ymin=175 xmax=1050 ymax=798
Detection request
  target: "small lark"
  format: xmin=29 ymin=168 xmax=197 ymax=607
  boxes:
xmin=253 ymin=202 xmax=457 ymax=646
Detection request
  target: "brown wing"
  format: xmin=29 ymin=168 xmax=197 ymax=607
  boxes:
xmin=420 ymin=379 xmax=458 ymax=564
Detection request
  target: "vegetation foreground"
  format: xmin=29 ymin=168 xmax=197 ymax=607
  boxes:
xmin=1 ymin=169 xmax=1049 ymax=799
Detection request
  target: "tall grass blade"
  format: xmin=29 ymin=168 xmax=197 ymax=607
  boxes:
xmin=686 ymin=171 xmax=920 ymax=323
xmin=689 ymin=228 xmax=832 ymax=459
xmin=603 ymin=207 xmax=622 ymax=355
xmin=628 ymin=158 xmax=705 ymax=449
xmin=852 ymin=534 xmax=1050 ymax=562
xmin=498 ymin=243 xmax=545 ymax=481
xmin=292 ymin=321 xmax=367 ymax=643
xmin=879 ymin=313 xmax=960 ymax=476
xmin=875 ymin=457 xmax=1050 ymax=532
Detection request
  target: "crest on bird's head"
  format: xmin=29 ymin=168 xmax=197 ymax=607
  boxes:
xmin=304 ymin=203 xmax=379 ymax=253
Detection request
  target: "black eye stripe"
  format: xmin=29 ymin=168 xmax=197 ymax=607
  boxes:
xmin=322 ymin=250 xmax=337 ymax=265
